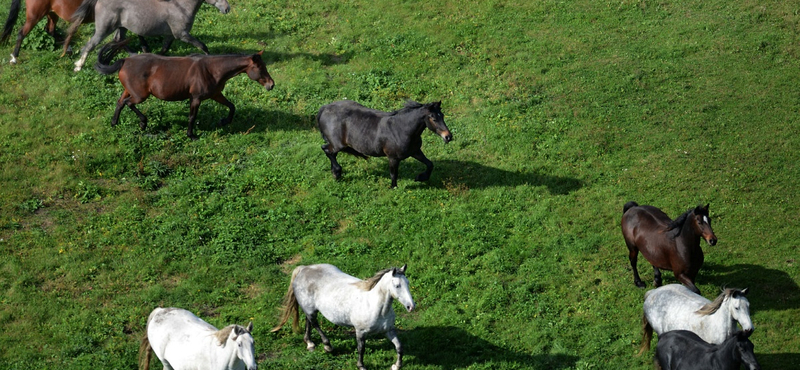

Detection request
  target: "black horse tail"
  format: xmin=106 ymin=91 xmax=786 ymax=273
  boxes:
xmin=62 ymin=0 xmax=98 ymax=56
xmin=0 ymin=0 xmax=22 ymax=44
xmin=623 ymin=201 xmax=639 ymax=215
xmin=94 ymin=39 xmax=130 ymax=75
xmin=639 ymin=313 xmax=653 ymax=355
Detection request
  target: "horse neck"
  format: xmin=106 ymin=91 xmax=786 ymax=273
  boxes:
xmin=393 ymin=108 xmax=427 ymax=135
xmin=677 ymin=213 xmax=702 ymax=246
xmin=208 ymin=56 xmax=252 ymax=83
xmin=716 ymin=335 xmax=742 ymax=366
xmin=701 ymin=299 xmax=737 ymax=342
xmin=372 ymin=275 xmax=396 ymax=316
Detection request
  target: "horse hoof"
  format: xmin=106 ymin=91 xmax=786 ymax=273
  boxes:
xmin=9 ymin=54 xmax=17 ymax=64
xmin=391 ymin=365 xmax=400 ymax=370
xmin=323 ymin=344 xmax=333 ymax=353
xmin=635 ymin=281 xmax=646 ymax=289
xmin=306 ymin=343 xmax=315 ymax=352
xmin=414 ymin=174 xmax=430 ymax=182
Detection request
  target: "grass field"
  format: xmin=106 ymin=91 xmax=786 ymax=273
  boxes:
xmin=1 ymin=0 xmax=799 ymax=369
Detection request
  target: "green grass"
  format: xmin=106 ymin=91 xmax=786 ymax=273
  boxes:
xmin=1 ymin=0 xmax=799 ymax=369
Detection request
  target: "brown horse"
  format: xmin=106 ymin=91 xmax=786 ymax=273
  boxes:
xmin=621 ymin=201 xmax=717 ymax=294
xmin=94 ymin=39 xmax=274 ymax=140
xmin=1 ymin=0 xmax=87 ymax=63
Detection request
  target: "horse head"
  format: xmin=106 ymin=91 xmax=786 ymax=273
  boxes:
xmin=226 ymin=323 xmax=257 ymax=370
xmin=735 ymin=331 xmax=761 ymax=370
xmin=727 ymin=288 xmax=754 ymax=335
xmin=423 ymin=101 xmax=453 ymax=143
xmin=247 ymin=51 xmax=274 ymax=91
xmin=204 ymin=0 xmax=230 ymax=14
xmin=389 ymin=264 xmax=416 ymax=312
xmin=691 ymin=203 xmax=717 ymax=246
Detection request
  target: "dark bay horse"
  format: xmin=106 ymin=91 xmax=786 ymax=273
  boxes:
xmin=94 ymin=40 xmax=274 ymax=140
xmin=66 ymin=0 xmax=230 ymax=71
xmin=621 ymin=202 xmax=717 ymax=294
xmin=317 ymin=100 xmax=453 ymax=188
xmin=1 ymin=0 xmax=91 ymax=63
xmin=655 ymin=330 xmax=760 ymax=370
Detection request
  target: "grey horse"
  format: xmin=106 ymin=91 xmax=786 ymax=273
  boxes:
xmin=65 ymin=0 xmax=230 ymax=71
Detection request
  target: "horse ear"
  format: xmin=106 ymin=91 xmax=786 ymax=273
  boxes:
xmin=703 ymin=203 xmax=709 ymax=211
xmin=246 ymin=321 xmax=253 ymax=333
xmin=433 ymin=101 xmax=441 ymax=109
xmin=257 ymin=50 xmax=263 ymax=56
xmin=399 ymin=264 xmax=407 ymax=274
xmin=741 ymin=288 xmax=748 ymax=296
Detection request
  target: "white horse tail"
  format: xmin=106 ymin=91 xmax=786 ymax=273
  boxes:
xmin=138 ymin=334 xmax=153 ymax=370
xmin=639 ymin=313 xmax=654 ymax=355
xmin=271 ymin=267 xmax=301 ymax=333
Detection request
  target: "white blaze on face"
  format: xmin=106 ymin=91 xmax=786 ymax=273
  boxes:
xmin=703 ymin=216 xmax=709 ymax=224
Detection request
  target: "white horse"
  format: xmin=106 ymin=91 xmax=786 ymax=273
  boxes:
xmin=270 ymin=264 xmax=416 ymax=370
xmin=140 ymin=307 xmax=257 ymax=370
xmin=641 ymin=284 xmax=753 ymax=354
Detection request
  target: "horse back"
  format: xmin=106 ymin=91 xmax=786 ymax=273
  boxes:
xmin=317 ymin=100 xmax=394 ymax=156
xmin=643 ymin=285 xmax=710 ymax=335
xmin=120 ymin=55 xmax=205 ymax=101
xmin=622 ymin=205 xmax=675 ymax=255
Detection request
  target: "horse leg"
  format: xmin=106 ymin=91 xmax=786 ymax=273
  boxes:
xmin=127 ymin=102 xmax=148 ymax=130
xmin=627 ymin=246 xmax=646 ymax=288
xmin=174 ymin=31 xmax=209 ymax=54
xmin=309 ymin=314 xmax=332 ymax=353
xmin=158 ymin=36 xmax=174 ymax=55
xmin=675 ymin=273 xmax=701 ymax=295
xmin=411 ymin=152 xmax=433 ymax=182
xmin=186 ymin=98 xmax=202 ymax=140
xmin=302 ymin=314 xmax=316 ymax=351
xmin=10 ymin=4 xmax=48 ymax=63
xmin=388 ymin=157 xmax=401 ymax=188
xmin=356 ymin=331 xmax=368 ymax=370
xmin=210 ymin=93 xmax=235 ymax=126
xmin=322 ymin=145 xmax=342 ymax=180
xmin=111 ymin=91 xmax=131 ymax=126
xmin=44 ymin=13 xmax=58 ymax=39
xmin=652 ymin=267 xmax=663 ymax=287
xmin=74 ymin=25 xmax=115 ymax=71
xmin=386 ymin=329 xmax=403 ymax=370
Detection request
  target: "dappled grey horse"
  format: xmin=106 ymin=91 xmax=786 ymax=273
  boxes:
xmin=66 ymin=0 xmax=230 ymax=71
xmin=641 ymin=284 xmax=753 ymax=354
xmin=271 ymin=264 xmax=415 ymax=370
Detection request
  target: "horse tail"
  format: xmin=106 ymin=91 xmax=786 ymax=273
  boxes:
xmin=0 ymin=0 xmax=21 ymax=44
xmin=271 ymin=267 xmax=301 ymax=333
xmin=94 ymin=38 xmax=130 ymax=74
xmin=138 ymin=334 xmax=153 ymax=370
xmin=623 ymin=201 xmax=639 ymax=214
xmin=639 ymin=313 xmax=653 ymax=355
xmin=61 ymin=0 xmax=98 ymax=56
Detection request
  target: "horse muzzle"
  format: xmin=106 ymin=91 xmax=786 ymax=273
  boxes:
xmin=217 ymin=4 xmax=231 ymax=14
xmin=440 ymin=131 xmax=453 ymax=143
xmin=263 ymin=79 xmax=275 ymax=91
xmin=405 ymin=303 xmax=416 ymax=312
xmin=706 ymin=237 xmax=717 ymax=246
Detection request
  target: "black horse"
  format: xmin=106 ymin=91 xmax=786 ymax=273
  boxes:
xmin=317 ymin=100 xmax=453 ymax=188
xmin=655 ymin=330 xmax=760 ymax=370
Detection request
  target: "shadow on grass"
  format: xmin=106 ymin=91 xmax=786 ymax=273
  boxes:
xmin=405 ymin=326 xmax=578 ymax=369
xmin=433 ymin=160 xmax=583 ymax=194
xmin=703 ymin=263 xmax=800 ymax=311
xmin=754 ymin=353 xmax=800 ymax=368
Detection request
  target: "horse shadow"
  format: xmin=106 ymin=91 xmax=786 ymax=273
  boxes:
xmin=221 ymin=106 xmax=315 ymax=134
xmin=390 ymin=160 xmax=583 ymax=194
xmin=754 ymin=353 xmax=800 ymax=368
xmin=138 ymin=35 xmax=354 ymax=66
xmin=702 ymin=263 xmax=800 ymax=311
xmin=403 ymin=326 xmax=579 ymax=369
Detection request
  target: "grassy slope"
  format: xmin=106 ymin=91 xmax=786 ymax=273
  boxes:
xmin=1 ymin=0 xmax=798 ymax=369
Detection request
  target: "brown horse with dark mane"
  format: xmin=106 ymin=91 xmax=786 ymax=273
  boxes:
xmin=621 ymin=201 xmax=717 ymax=294
xmin=1 ymin=0 xmax=91 ymax=63
xmin=94 ymin=39 xmax=274 ymax=140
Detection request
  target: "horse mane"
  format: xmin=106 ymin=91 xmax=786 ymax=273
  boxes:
xmin=695 ymin=288 xmax=746 ymax=316
xmin=665 ymin=204 xmax=705 ymax=237
xmin=353 ymin=268 xmax=396 ymax=291
xmin=213 ymin=325 xmax=240 ymax=345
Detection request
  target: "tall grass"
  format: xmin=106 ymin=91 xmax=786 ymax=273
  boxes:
xmin=1 ymin=0 xmax=798 ymax=369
